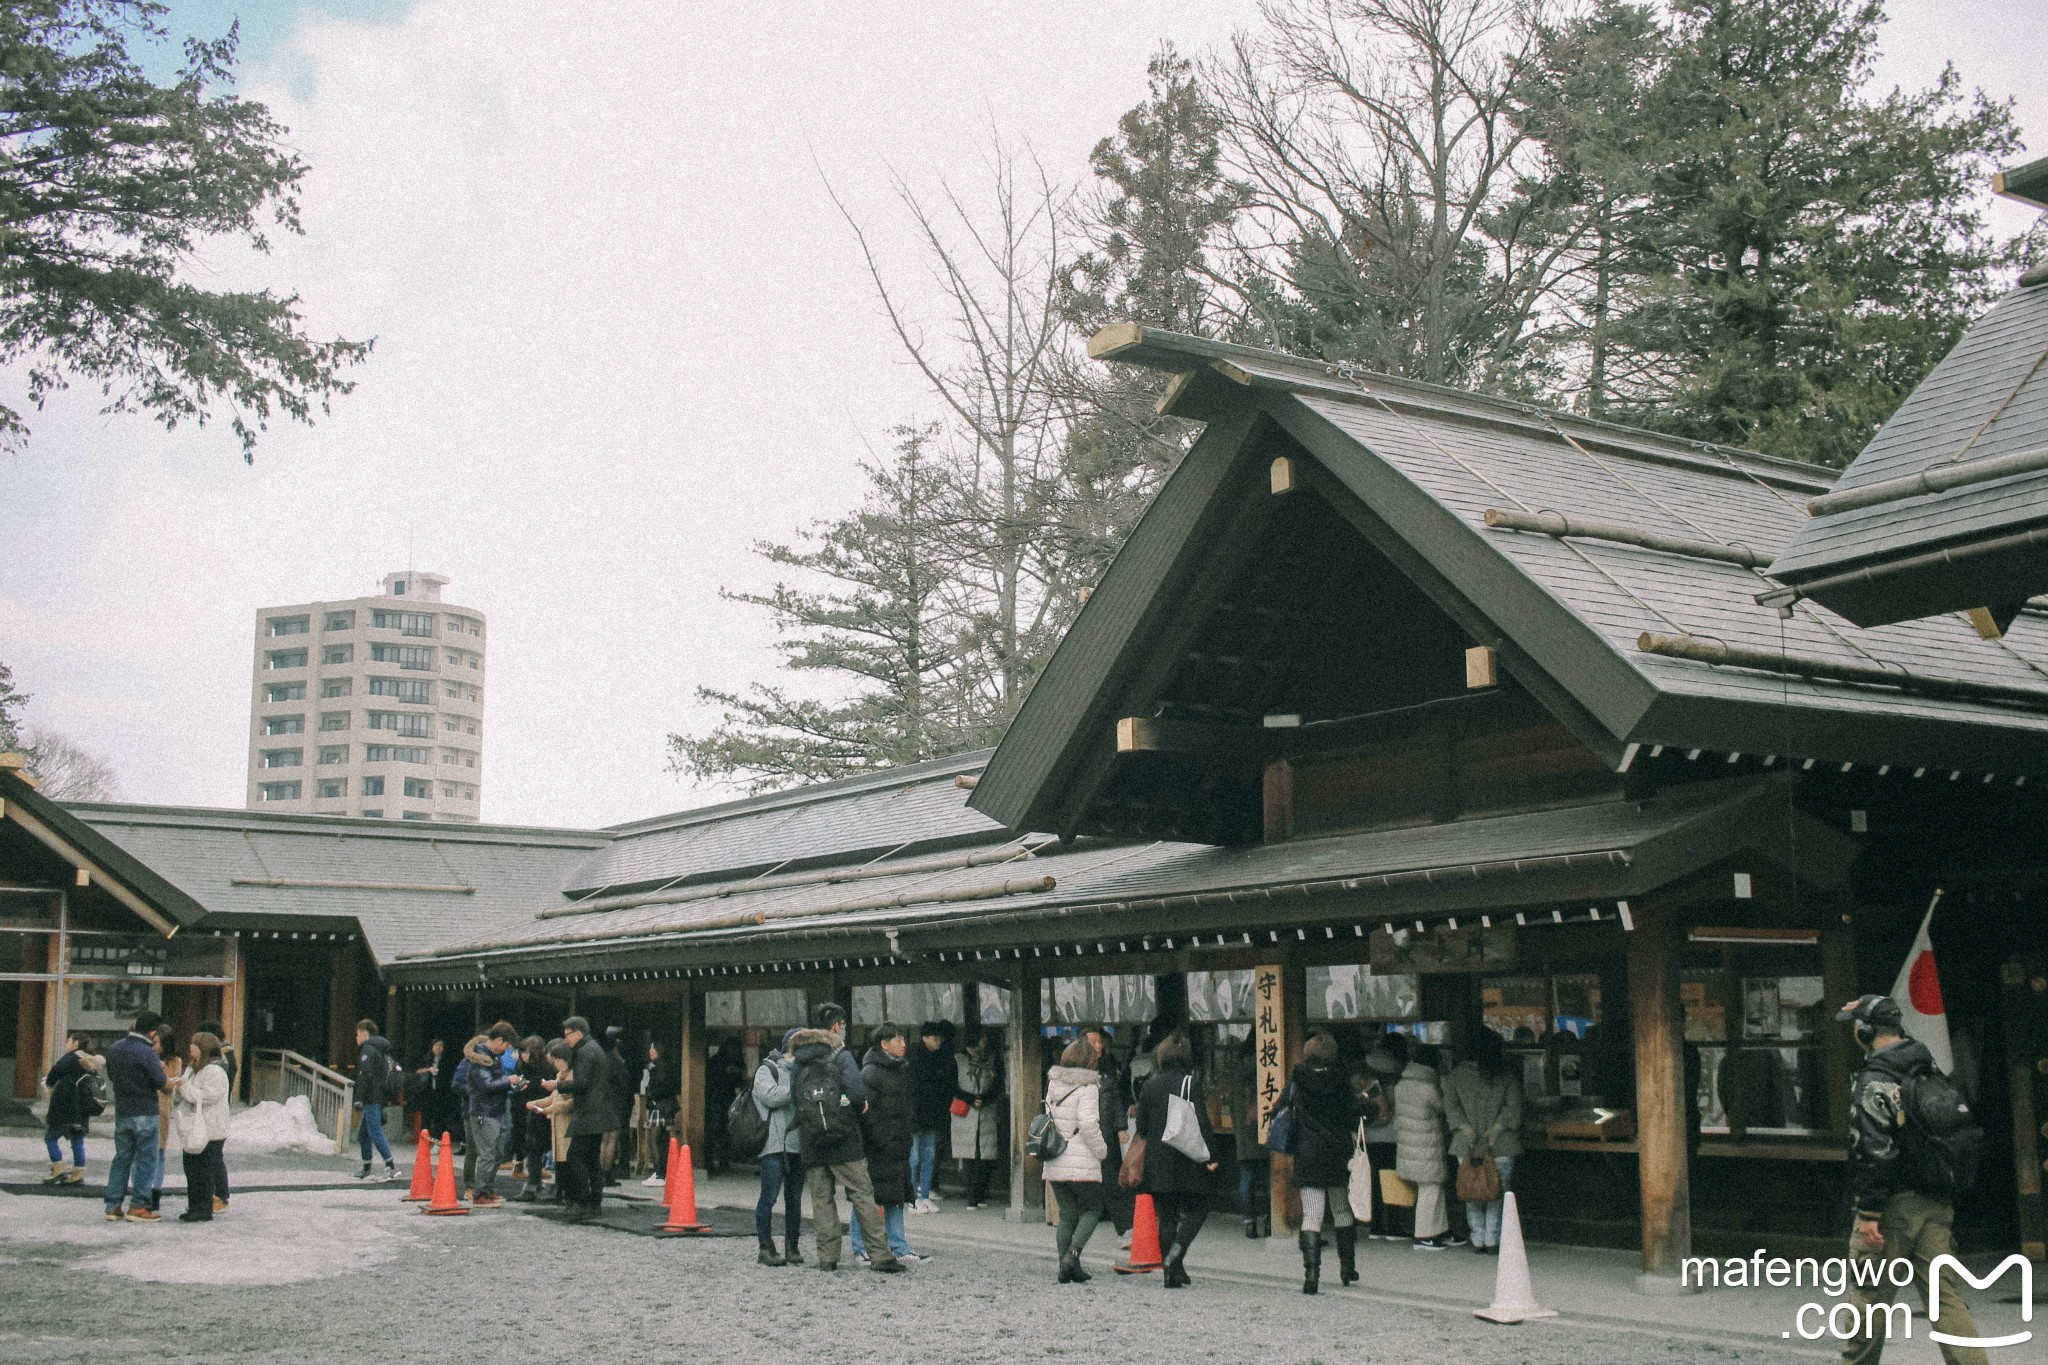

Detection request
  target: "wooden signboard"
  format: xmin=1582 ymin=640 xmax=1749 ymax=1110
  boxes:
xmin=1369 ymin=923 xmax=1518 ymax=975
xmin=1254 ymin=962 xmax=1286 ymax=1144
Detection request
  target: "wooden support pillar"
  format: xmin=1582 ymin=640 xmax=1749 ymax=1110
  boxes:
xmin=1263 ymin=759 xmax=1294 ymax=844
xmin=677 ymin=981 xmax=707 ymax=1162
xmin=1819 ymin=918 xmax=1859 ymax=1142
xmin=1628 ymin=901 xmax=1692 ymax=1285
xmin=1007 ymin=967 xmax=1044 ymax=1220
xmin=326 ymin=943 xmax=359 ymax=1070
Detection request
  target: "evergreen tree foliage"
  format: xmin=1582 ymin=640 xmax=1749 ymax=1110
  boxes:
xmin=1515 ymin=0 xmax=2020 ymax=464
xmin=0 ymin=1 xmax=368 ymax=459
xmin=666 ymin=427 xmax=989 ymax=791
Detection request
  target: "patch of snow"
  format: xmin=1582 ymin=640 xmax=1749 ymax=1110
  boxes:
xmin=226 ymin=1097 xmax=333 ymax=1156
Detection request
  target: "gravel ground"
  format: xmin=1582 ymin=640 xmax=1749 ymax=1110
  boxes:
xmin=0 ymin=1182 xmax=1817 ymax=1365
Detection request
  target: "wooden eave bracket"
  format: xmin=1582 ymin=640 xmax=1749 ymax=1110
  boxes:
xmin=1114 ymin=715 xmax=1257 ymax=765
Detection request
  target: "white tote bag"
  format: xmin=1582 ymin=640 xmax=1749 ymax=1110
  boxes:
xmin=179 ymin=1089 xmax=208 ymax=1155
xmin=1160 ymin=1074 xmax=1210 ymax=1163
xmin=1346 ymin=1119 xmax=1374 ymax=1223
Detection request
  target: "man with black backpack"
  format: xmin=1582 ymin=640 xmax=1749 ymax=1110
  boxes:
xmin=352 ymin=1020 xmax=400 ymax=1183
xmin=1836 ymin=994 xmax=1988 ymax=1365
xmin=787 ymin=1003 xmax=904 ymax=1274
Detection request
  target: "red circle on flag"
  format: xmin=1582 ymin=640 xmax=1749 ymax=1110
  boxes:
xmin=1908 ymin=950 xmax=1945 ymax=1016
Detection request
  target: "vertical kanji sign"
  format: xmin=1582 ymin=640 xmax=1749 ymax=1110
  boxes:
xmin=1254 ymin=962 xmax=1285 ymax=1145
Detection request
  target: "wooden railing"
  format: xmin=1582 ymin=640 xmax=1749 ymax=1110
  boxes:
xmin=249 ymin=1047 xmax=355 ymax=1156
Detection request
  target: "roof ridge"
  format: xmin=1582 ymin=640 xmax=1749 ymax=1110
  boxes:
xmin=1089 ymin=323 xmax=1833 ymax=486
xmin=68 ymin=801 xmax=612 ymax=846
xmin=598 ymin=748 xmax=995 ymax=836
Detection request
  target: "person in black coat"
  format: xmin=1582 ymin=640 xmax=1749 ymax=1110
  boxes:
xmin=549 ymin=1016 xmax=615 ymax=1220
xmin=644 ymin=1042 xmax=682 ymax=1179
xmin=1134 ymin=1030 xmax=1218 ymax=1289
xmin=1082 ymin=1024 xmax=1132 ymax=1235
xmin=906 ymin=1021 xmax=955 ymax=1210
xmin=852 ymin=1025 xmax=923 ymax=1262
xmin=1286 ymin=1030 xmax=1368 ymax=1293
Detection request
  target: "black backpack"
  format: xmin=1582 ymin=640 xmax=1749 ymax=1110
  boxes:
xmin=793 ymin=1050 xmax=860 ymax=1149
xmin=1898 ymin=1068 xmax=1982 ymax=1195
xmin=1026 ymin=1095 xmax=1069 ymax=1161
xmin=73 ymin=1069 xmax=108 ymax=1119
xmin=727 ymin=1084 xmax=768 ymax=1160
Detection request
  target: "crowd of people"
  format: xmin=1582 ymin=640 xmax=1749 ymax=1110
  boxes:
xmin=39 ymin=1010 xmax=241 ymax=1225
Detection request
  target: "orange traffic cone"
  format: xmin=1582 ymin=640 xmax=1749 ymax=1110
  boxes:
xmin=403 ymin=1129 xmax=434 ymax=1201
xmin=423 ymin=1132 xmax=469 ymax=1216
xmin=1113 ymin=1193 xmax=1164 ymax=1273
xmin=653 ymin=1141 xmax=711 ymax=1234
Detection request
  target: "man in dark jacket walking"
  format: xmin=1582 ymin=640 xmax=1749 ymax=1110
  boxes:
xmin=789 ymin=1003 xmax=903 ymax=1273
xmin=353 ymin=1021 xmax=400 ymax=1182
xmin=103 ymin=1011 xmax=168 ymax=1222
xmin=851 ymin=1025 xmax=926 ymax=1263
xmin=550 ymin=1016 xmax=615 ymax=1221
xmin=1834 ymin=994 xmax=1988 ymax=1365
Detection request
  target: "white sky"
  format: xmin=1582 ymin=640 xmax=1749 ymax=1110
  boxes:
xmin=0 ymin=0 xmax=2041 ymax=829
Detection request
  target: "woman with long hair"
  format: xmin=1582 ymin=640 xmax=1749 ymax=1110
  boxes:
xmin=1042 ymin=1036 xmax=1111 ymax=1282
xmin=1284 ymin=1030 xmax=1367 ymax=1293
xmin=171 ymin=1032 xmax=230 ymax=1222
xmin=1134 ymin=1030 xmax=1218 ymax=1289
xmin=514 ymin=1035 xmax=549 ymax=1201
xmin=148 ymin=1024 xmax=181 ymax=1215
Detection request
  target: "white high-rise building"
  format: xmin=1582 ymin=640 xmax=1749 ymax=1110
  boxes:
xmin=246 ymin=571 xmax=486 ymax=822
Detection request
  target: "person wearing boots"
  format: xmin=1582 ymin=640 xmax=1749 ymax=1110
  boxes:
xmin=1081 ymin=1024 xmax=1132 ymax=1244
xmin=1135 ymin=1030 xmax=1218 ymax=1289
xmin=752 ymin=1028 xmax=804 ymax=1265
xmin=1835 ymin=994 xmax=1990 ymax=1365
xmin=1285 ymin=1030 xmax=1367 ymax=1293
xmin=1042 ymin=1037 xmax=1111 ymax=1283
xmin=951 ymin=1032 xmax=1004 ymax=1208
xmin=42 ymin=1033 xmax=102 ymax=1187
xmin=789 ymin=1003 xmax=904 ymax=1274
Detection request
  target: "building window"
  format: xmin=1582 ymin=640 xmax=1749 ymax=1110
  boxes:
xmin=468 ymin=686 xmax=480 ymax=701
xmin=262 ymin=715 xmax=304 ymax=735
xmin=258 ymin=781 xmax=301 ymax=801
xmin=369 ymin=643 xmax=435 ymax=670
xmin=259 ymin=748 xmax=302 ymax=768
xmin=265 ymin=648 xmax=307 ymax=669
xmin=264 ymin=682 xmax=304 ymax=703
xmin=440 ymin=784 xmax=457 ymax=798
xmin=368 ymin=711 xmax=432 ymax=737
xmin=268 ymin=615 xmax=309 ymax=636
xmin=465 ymin=786 xmax=475 ymax=799
xmin=318 ymin=745 xmax=348 ymax=764
xmin=465 ymin=721 xmax=478 ymax=735
xmin=443 ymin=717 xmax=459 ymax=731
xmin=368 ymin=677 xmax=431 ymax=703
xmin=321 ymin=677 xmax=351 ymax=698
xmin=318 ymin=711 xmax=350 ymax=732
xmin=371 ymin=610 xmax=436 ymax=637
xmin=316 ymin=779 xmax=345 ymax=798
xmin=363 ymin=744 xmax=429 ymax=764
xmin=402 ymin=811 xmax=431 ymax=821
xmin=361 ymin=776 xmax=385 ymax=796
xmin=465 ymin=752 xmax=475 ymax=767
xmin=323 ymin=644 xmax=353 ymax=665
xmin=326 ymin=611 xmax=355 ymax=631
xmin=403 ymin=777 xmax=431 ymax=798
xmin=360 ymin=809 xmax=383 ymax=818
xmin=389 ymin=579 xmax=406 ymax=596
xmin=468 ymin=655 xmax=479 ymax=669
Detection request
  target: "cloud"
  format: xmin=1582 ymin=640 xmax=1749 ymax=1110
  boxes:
xmin=0 ymin=0 xmax=1252 ymax=825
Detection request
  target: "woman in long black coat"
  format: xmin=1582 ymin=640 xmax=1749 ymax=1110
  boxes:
xmin=854 ymin=1026 xmax=922 ymax=1262
xmin=1134 ymin=1030 xmax=1217 ymax=1289
xmin=1286 ymin=1030 xmax=1369 ymax=1293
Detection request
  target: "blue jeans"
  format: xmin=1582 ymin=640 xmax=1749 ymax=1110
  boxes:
xmin=756 ymin=1152 xmax=804 ymax=1244
xmin=910 ymin=1129 xmax=939 ymax=1201
xmin=44 ymin=1128 xmax=86 ymax=1167
xmin=359 ymin=1103 xmax=393 ymax=1162
xmin=104 ymin=1114 xmax=159 ymax=1211
xmin=1463 ymin=1155 xmax=1516 ymax=1247
xmin=850 ymin=1201 xmax=912 ymax=1259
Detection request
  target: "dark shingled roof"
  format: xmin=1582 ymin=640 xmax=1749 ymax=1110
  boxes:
xmin=390 ymin=776 xmax=1852 ymax=985
xmin=970 ymin=326 xmax=2048 ymax=837
xmin=1769 ymin=280 xmax=2048 ymax=623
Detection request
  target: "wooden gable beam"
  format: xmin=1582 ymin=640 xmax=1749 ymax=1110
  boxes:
xmin=0 ymin=799 xmax=179 ymax=936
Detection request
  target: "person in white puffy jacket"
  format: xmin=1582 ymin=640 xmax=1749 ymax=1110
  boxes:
xmin=1042 ymin=1037 xmax=1112 ymax=1284
xmin=170 ymin=1033 xmax=232 ymax=1223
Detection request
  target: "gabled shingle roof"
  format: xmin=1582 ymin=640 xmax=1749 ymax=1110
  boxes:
xmin=970 ymin=326 xmax=2048 ymax=836
xmin=1768 ymin=280 xmax=2048 ymax=623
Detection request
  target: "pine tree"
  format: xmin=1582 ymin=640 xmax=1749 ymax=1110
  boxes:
xmin=1524 ymin=0 xmax=2020 ymax=465
xmin=666 ymin=427 xmax=987 ymax=792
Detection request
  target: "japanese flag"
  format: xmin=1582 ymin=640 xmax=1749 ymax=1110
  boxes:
xmin=1890 ymin=891 xmax=1954 ymax=1076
